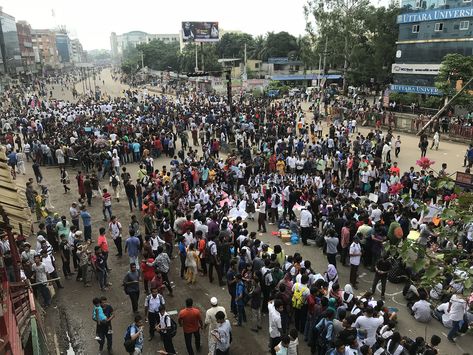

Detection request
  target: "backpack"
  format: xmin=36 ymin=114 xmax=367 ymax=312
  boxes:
xmin=263 ymin=269 xmax=273 ymax=287
xmin=291 ymin=284 xmax=307 ymax=309
xmin=123 ymin=324 xmax=137 ymax=353
xmin=111 ymin=175 xmax=119 ymax=187
xmin=314 ymin=318 xmax=333 ymax=349
xmin=165 ymin=315 xmax=178 ymax=338
xmin=274 ymin=193 xmax=281 ymax=205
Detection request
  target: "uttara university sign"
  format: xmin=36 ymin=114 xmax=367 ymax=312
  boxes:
xmin=397 ymin=7 xmax=473 ymax=24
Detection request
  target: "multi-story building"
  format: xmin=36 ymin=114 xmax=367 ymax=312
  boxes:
xmin=55 ymin=31 xmax=72 ymax=64
xmin=31 ymin=29 xmax=60 ymax=70
xmin=110 ymin=31 xmax=180 ymax=60
xmin=391 ymin=0 xmax=473 ymax=96
xmin=16 ymin=21 xmax=36 ymax=74
xmin=0 ymin=7 xmax=22 ymax=75
xmin=70 ymin=38 xmax=84 ymax=63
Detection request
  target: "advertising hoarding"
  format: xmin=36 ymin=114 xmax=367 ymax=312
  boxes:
xmin=391 ymin=63 xmax=440 ymax=75
xmin=181 ymin=22 xmax=219 ymax=42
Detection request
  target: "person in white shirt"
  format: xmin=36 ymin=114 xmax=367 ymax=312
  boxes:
xmin=349 ymin=235 xmax=362 ymax=289
xmin=354 ymin=307 xmax=383 ymax=346
xmin=299 ymin=207 xmax=312 ymax=246
xmin=448 ymin=294 xmax=467 ymax=342
xmin=268 ymin=300 xmax=284 ymax=355
xmin=411 ymin=293 xmax=432 ymax=323
xmin=257 ymin=197 xmax=267 ymax=233
xmin=205 ymin=297 xmax=227 ymax=355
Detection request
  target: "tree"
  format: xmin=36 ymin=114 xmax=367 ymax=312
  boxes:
xmin=249 ymin=35 xmax=268 ymax=61
xmin=385 ymin=189 xmax=473 ymax=295
xmin=136 ymin=40 xmax=180 ymax=72
xmin=264 ymin=31 xmax=300 ymax=60
xmin=216 ymin=33 xmax=255 ymax=59
xmin=178 ymin=43 xmax=222 ymax=73
xmin=436 ymin=53 xmax=473 ymax=106
xmin=304 ymin=0 xmax=399 ymax=91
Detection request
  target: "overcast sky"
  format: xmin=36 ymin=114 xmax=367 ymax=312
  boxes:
xmin=1 ymin=0 xmax=389 ymax=51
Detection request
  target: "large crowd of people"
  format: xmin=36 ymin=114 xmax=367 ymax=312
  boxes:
xmin=1 ymin=69 xmax=473 ymax=355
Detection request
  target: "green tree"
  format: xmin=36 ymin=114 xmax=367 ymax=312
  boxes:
xmin=136 ymin=40 xmax=180 ymax=71
xmin=436 ymin=53 xmax=473 ymax=106
xmin=178 ymin=43 xmax=222 ymax=73
xmin=216 ymin=33 xmax=255 ymax=59
xmin=386 ymin=191 xmax=473 ymax=295
xmin=304 ymin=0 xmax=398 ymax=92
xmin=249 ymin=35 xmax=268 ymax=60
xmin=264 ymin=31 xmax=300 ymax=60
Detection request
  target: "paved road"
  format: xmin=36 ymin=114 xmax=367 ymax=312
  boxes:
xmin=30 ymin=69 xmax=470 ymax=355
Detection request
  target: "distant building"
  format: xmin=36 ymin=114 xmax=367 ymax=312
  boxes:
xmin=70 ymin=38 xmax=85 ymax=63
xmin=391 ymin=0 xmax=473 ymax=96
xmin=110 ymin=31 xmax=180 ymax=60
xmin=55 ymin=31 xmax=72 ymax=63
xmin=31 ymin=29 xmax=60 ymax=70
xmin=16 ymin=21 xmax=36 ymax=74
xmin=0 ymin=7 xmax=22 ymax=75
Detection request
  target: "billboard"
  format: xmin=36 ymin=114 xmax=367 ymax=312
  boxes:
xmin=391 ymin=63 xmax=440 ymax=76
xmin=181 ymin=22 xmax=219 ymax=42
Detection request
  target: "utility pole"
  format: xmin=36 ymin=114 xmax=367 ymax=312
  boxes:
xmin=87 ymin=67 xmax=92 ymax=95
xmin=418 ymin=76 xmax=473 ymax=135
xmin=201 ymin=42 xmax=205 ymax=72
xmin=141 ymin=51 xmax=144 ymax=69
xmin=226 ymin=69 xmax=234 ymax=117
xmin=194 ymin=44 xmax=199 ymax=72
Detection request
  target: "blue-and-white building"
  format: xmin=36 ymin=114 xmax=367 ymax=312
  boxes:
xmin=391 ymin=0 xmax=473 ymax=95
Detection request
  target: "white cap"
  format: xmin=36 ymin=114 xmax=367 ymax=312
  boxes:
xmin=210 ymin=297 xmax=218 ymax=306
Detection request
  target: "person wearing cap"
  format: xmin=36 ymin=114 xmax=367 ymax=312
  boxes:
xmin=205 ymin=297 xmax=227 ymax=355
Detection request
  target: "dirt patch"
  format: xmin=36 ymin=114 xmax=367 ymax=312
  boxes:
xmin=44 ymin=299 xmax=85 ymax=355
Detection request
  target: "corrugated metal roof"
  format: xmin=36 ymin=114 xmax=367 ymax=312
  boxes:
xmin=0 ymin=149 xmax=32 ymax=235
xmin=270 ymin=74 xmax=342 ymax=81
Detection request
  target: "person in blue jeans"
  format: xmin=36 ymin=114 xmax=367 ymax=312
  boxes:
xmin=235 ymin=274 xmax=247 ymax=326
xmin=125 ymin=231 xmax=141 ymax=268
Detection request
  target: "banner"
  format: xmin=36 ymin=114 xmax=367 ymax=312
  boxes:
xmin=391 ymin=63 xmax=440 ymax=75
xmin=389 ymin=84 xmax=441 ymax=95
xmin=397 ymin=7 xmax=473 ymax=24
xmin=181 ymin=22 xmax=219 ymax=42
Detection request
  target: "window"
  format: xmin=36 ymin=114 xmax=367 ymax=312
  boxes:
xmin=434 ymin=22 xmax=444 ymax=31
xmin=412 ymin=24 xmax=420 ymax=33
xmin=460 ymin=21 xmax=469 ymax=30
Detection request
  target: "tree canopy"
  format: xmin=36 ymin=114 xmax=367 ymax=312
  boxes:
xmin=304 ymin=0 xmax=399 ymax=90
xmin=436 ymin=53 xmax=473 ymax=105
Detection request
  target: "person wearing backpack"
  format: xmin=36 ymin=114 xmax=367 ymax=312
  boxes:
xmin=109 ymin=171 xmax=121 ymax=202
xmin=260 ymin=258 xmax=274 ymax=314
xmin=313 ymin=308 xmax=335 ymax=355
xmin=144 ymin=287 xmax=165 ymax=341
xmin=124 ymin=315 xmax=144 ymax=354
xmin=291 ymin=274 xmax=310 ymax=332
xmin=157 ymin=304 xmax=177 ymax=354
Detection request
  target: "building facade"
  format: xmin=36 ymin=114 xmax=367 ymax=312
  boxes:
xmin=16 ymin=21 xmax=36 ymax=74
xmin=0 ymin=8 xmax=22 ymax=75
xmin=31 ymin=29 xmax=60 ymax=70
xmin=110 ymin=31 xmax=179 ymax=60
xmin=55 ymin=32 xmax=71 ymax=63
xmin=391 ymin=0 xmax=473 ymax=95
xmin=70 ymin=38 xmax=84 ymax=63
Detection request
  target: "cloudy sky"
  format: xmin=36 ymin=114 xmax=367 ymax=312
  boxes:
xmin=2 ymin=0 xmax=389 ymax=50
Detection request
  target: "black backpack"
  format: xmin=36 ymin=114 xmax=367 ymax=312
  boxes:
xmin=165 ymin=315 xmax=178 ymax=338
xmin=111 ymin=175 xmax=119 ymax=187
xmin=123 ymin=324 xmax=137 ymax=353
xmin=274 ymin=194 xmax=281 ymax=205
